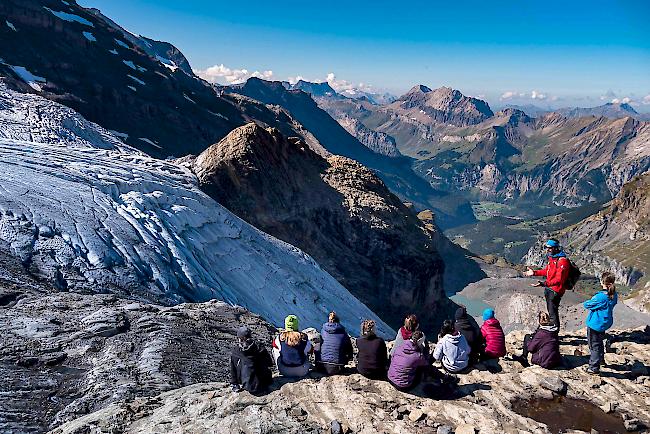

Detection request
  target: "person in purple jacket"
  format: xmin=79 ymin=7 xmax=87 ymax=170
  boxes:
xmin=517 ymin=311 xmax=562 ymax=368
xmin=388 ymin=330 xmax=429 ymax=391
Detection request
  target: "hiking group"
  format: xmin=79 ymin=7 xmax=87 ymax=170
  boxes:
xmin=230 ymin=238 xmax=619 ymax=394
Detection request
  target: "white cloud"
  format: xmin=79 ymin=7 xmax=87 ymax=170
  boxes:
xmin=530 ymin=90 xmax=546 ymax=100
xmin=500 ymin=91 xmax=525 ymax=100
xmin=194 ymin=63 xmax=274 ymax=84
xmin=611 ymin=97 xmax=632 ymax=104
xmin=643 ymin=95 xmax=650 ymax=105
xmin=325 ymin=72 xmax=375 ymax=96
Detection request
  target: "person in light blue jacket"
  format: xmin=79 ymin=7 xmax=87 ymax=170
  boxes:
xmin=583 ymin=272 xmax=618 ymax=374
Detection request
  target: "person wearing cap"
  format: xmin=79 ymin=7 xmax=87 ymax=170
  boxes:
xmin=230 ymin=326 xmax=273 ymax=394
xmin=271 ymin=315 xmax=313 ymax=377
xmin=524 ymin=238 xmax=571 ymax=328
xmin=480 ymin=309 xmax=506 ymax=360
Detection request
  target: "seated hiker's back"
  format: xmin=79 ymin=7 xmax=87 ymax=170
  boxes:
xmin=356 ymin=319 xmax=388 ymax=379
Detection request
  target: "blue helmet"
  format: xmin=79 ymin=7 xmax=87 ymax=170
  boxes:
xmin=544 ymin=239 xmax=560 ymax=248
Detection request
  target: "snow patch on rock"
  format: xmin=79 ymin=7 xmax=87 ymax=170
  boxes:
xmin=43 ymin=7 xmax=94 ymax=27
xmin=82 ymin=31 xmax=96 ymax=42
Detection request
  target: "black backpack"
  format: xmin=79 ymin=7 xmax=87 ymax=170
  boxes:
xmin=564 ymin=258 xmax=581 ymax=291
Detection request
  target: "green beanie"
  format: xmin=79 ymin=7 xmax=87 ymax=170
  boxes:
xmin=284 ymin=315 xmax=299 ymax=331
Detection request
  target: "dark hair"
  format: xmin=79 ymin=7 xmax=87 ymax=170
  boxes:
xmin=439 ymin=319 xmax=455 ymax=338
xmin=601 ymin=272 xmax=616 ymax=299
xmin=328 ymin=311 xmax=339 ymax=323
xmin=538 ymin=311 xmax=551 ymax=326
xmin=410 ymin=330 xmax=424 ymax=343
xmin=404 ymin=314 xmax=419 ymax=332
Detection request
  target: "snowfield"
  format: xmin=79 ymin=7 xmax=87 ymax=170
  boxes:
xmin=0 ymin=84 xmax=393 ymax=336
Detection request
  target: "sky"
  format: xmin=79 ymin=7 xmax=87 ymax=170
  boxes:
xmin=79 ymin=0 xmax=650 ymax=111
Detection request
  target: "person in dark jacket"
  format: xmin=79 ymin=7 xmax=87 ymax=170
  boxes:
xmin=230 ymin=326 xmax=273 ymax=394
xmin=453 ymin=306 xmax=482 ymax=362
xmin=388 ymin=330 xmax=429 ymax=391
xmin=524 ymin=238 xmax=572 ymax=328
xmin=316 ymin=312 xmax=353 ymax=375
xmin=390 ymin=314 xmax=430 ymax=361
xmin=518 ymin=312 xmax=561 ymax=369
xmin=356 ymin=319 xmax=388 ymax=379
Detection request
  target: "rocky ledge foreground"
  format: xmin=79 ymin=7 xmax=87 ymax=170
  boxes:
xmin=49 ymin=328 xmax=650 ymax=434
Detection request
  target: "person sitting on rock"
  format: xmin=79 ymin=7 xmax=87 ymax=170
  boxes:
xmin=356 ymin=319 xmax=388 ymax=379
xmin=390 ymin=314 xmax=430 ymax=360
xmin=453 ymin=306 xmax=483 ymax=363
xmin=272 ymin=314 xmax=313 ymax=377
xmin=433 ymin=319 xmax=470 ymax=373
xmin=230 ymin=326 xmax=274 ymax=394
xmin=523 ymin=238 xmax=572 ymax=328
xmin=480 ymin=309 xmax=506 ymax=360
xmin=517 ymin=311 xmax=561 ymax=369
xmin=315 ymin=311 xmax=353 ymax=375
xmin=388 ymin=330 xmax=430 ymax=391
xmin=583 ymin=272 xmax=618 ymax=375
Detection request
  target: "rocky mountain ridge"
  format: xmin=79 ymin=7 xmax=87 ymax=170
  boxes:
xmin=0 ymin=0 xmax=325 ymax=158
xmin=192 ymin=123 xmax=451 ymax=330
xmin=317 ymin=87 xmax=650 ymax=215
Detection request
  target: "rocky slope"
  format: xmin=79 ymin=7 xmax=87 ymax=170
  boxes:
xmin=337 ymin=115 xmax=401 ymax=157
xmin=192 ymin=123 xmax=451 ymax=330
xmin=524 ymin=172 xmax=650 ymax=313
xmin=555 ymin=102 xmax=648 ymax=120
xmin=0 ymin=82 xmax=393 ymax=336
xmin=0 ymin=247 xmax=278 ymax=433
xmin=51 ymin=320 xmax=650 ymax=434
xmin=0 ymin=0 xmax=321 ymax=157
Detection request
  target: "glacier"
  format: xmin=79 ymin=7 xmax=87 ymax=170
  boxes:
xmin=0 ymin=83 xmax=393 ymax=337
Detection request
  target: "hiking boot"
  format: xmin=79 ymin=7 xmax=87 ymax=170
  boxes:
xmin=582 ymin=366 xmax=600 ymax=375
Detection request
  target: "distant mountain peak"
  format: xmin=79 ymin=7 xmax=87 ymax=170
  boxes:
xmin=405 ymin=84 xmax=432 ymax=95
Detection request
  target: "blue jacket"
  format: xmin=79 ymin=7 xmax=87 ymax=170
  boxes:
xmin=319 ymin=322 xmax=353 ymax=365
xmin=584 ymin=291 xmax=617 ymax=332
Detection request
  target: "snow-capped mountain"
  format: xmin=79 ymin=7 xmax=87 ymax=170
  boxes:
xmin=0 ymin=83 xmax=393 ymax=337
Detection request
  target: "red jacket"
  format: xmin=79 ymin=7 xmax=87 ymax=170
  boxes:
xmin=533 ymin=255 xmax=570 ymax=296
xmin=480 ymin=318 xmax=506 ymax=358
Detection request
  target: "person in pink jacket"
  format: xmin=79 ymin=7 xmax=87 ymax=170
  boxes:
xmin=480 ymin=309 xmax=506 ymax=359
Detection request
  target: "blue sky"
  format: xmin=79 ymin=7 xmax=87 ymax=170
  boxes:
xmin=79 ymin=0 xmax=650 ymax=110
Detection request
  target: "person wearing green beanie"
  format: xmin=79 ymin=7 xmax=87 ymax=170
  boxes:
xmin=272 ymin=314 xmax=313 ymax=377
xmin=285 ymin=314 xmax=299 ymax=332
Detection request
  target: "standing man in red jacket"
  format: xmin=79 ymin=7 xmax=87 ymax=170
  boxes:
xmin=524 ymin=239 xmax=570 ymax=329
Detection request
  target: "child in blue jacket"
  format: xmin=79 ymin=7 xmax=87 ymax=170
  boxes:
xmin=583 ymin=272 xmax=617 ymax=374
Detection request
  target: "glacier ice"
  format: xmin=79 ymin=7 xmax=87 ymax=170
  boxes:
xmin=0 ymin=84 xmax=394 ymax=337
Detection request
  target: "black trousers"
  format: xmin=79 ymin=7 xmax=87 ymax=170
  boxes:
xmin=544 ymin=288 xmax=562 ymax=328
xmin=587 ymin=327 xmax=605 ymax=371
xmin=522 ymin=333 xmax=534 ymax=359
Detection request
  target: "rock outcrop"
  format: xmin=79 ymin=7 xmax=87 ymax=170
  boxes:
xmin=337 ymin=116 xmax=402 ymax=157
xmin=193 ymin=123 xmax=450 ymax=331
xmin=51 ymin=321 xmax=650 ymax=434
